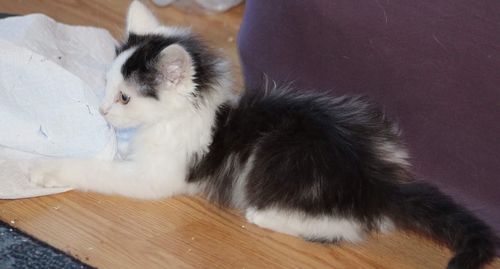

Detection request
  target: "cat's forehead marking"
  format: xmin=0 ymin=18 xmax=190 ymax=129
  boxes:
xmin=120 ymin=34 xmax=180 ymax=80
xmin=118 ymin=37 xmax=174 ymax=99
xmin=107 ymin=48 xmax=137 ymax=90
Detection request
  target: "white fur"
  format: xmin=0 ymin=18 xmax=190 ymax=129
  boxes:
xmin=127 ymin=1 xmax=189 ymax=37
xmin=30 ymin=1 xmax=234 ymax=200
xmin=126 ymin=0 xmax=160 ymax=35
xmin=231 ymin=154 xmax=254 ymax=208
xmin=377 ymin=216 xmax=395 ymax=234
xmin=245 ymin=207 xmax=365 ymax=243
xmin=375 ymin=140 xmax=410 ymax=167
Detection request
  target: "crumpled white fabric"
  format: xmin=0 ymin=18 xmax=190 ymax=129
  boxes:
xmin=0 ymin=14 xmax=118 ymax=199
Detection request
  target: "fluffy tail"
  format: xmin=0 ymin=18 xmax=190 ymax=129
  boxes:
xmin=389 ymin=181 xmax=497 ymax=269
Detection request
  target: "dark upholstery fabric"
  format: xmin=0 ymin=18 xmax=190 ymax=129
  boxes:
xmin=237 ymin=0 xmax=500 ymax=248
xmin=0 ymin=13 xmax=14 ymax=19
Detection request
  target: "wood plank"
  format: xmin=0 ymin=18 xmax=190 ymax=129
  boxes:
xmin=1 ymin=192 xmax=499 ymax=269
xmin=0 ymin=1 xmax=498 ymax=268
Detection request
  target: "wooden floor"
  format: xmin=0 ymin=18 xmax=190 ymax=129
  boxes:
xmin=0 ymin=1 xmax=498 ymax=269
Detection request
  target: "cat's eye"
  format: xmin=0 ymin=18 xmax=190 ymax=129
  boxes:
xmin=119 ymin=92 xmax=130 ymax=105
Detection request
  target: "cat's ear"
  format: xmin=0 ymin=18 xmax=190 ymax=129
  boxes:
xmin=157 ymin=44 xmax=192 ymax=87
xmin=126 ymin=0 xmax=160 ymax=35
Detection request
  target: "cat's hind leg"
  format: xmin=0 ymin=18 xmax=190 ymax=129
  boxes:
xmin=244 ymin=207 xmax=365 ymax=243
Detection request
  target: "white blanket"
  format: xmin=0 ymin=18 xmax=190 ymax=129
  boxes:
xmin=0 ymin=14 xmax=118 ymax=199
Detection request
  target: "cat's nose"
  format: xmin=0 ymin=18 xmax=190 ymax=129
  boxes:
xmin=99 ymin=107 xmax=108 ymax=116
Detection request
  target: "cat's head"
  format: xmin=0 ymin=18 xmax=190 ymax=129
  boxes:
xmin=100 ymin=0 xmax=232 ymax=129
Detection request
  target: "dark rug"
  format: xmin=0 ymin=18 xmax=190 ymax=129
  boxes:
xmin=0 ymin=13 xmax=14 ymax=19
xmin=0 ymin=221 xmax=94 ymax=269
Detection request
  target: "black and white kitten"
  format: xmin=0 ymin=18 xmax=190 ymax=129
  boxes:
xmin=31 ymin=1 xmax=496 ymax=268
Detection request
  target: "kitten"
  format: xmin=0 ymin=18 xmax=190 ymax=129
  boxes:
xmin=31 ymin=1 xmax=496 ymax=268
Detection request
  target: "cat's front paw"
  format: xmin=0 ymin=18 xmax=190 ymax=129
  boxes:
xmin=30 ymin=161 xmax=74 ymax=188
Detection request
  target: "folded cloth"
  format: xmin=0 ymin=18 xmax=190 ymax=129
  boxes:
xmin=0 ymin=14 xmax=118 ymax=199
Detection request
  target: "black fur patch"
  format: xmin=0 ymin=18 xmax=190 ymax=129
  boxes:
xmin=304 ymin=236 xmax=342 ymax=245
xmin=188 ymin=87 xmax=497 ymax=269
xmin=188 ymin=103 xmax=236 ymax=205
xmin=117 ymin=33 xmax=222 ymax=99
xmin=389 ymin=181 xmax=497 ymax=269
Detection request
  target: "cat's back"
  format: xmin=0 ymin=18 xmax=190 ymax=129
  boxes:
xmin=233 ymin=87 xmax=395 ymax=143
xmin=226 ymin=86 xmax=406 ymax=177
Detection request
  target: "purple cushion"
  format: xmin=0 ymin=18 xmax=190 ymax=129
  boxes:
xmin=237 ymin=0 xmax=500 ymax=247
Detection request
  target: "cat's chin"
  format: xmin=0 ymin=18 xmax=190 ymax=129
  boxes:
xmin=105 ymin=122 xmax=130 ymax=130
xmin=103 ymin=116 xmax=142 ymax=130
xmin=108 ymin=122 xmax=139 ymax=129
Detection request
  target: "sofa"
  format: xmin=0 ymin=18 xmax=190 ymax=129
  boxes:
xmin=237 ymin=0 xmax=500 ymax=252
